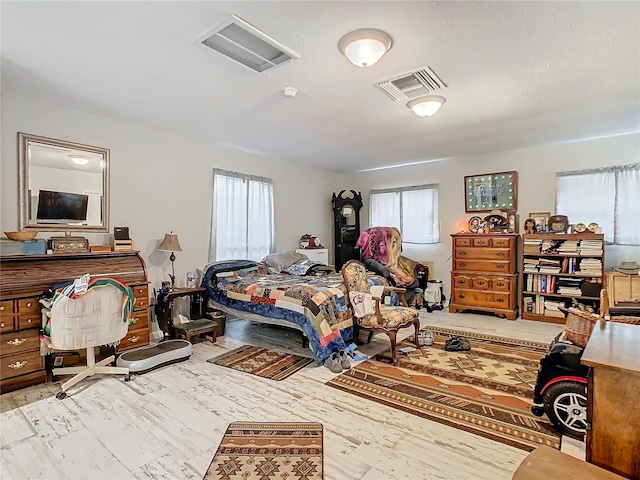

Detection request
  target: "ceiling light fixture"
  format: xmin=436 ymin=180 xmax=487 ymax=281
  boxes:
xmin=68 ymin=154 xmax=91 ymax=165
xmin=407 ymin=96 xmax=446 ymax=117
xmin=339 ymin=28 xmax=392 ymax=68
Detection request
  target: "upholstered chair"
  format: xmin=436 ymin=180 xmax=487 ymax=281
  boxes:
xmin=341 ymin=260 xmax=420 ymax=365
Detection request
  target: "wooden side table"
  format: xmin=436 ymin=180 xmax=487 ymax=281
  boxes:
xmin=173 ymin=318 xmax=218 ymax=344
xmin=156 ymin=287 xmax=207 ymax=339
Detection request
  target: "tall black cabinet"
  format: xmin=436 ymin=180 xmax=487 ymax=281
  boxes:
xmin=331 ymin=190 xmax=363 ymax=271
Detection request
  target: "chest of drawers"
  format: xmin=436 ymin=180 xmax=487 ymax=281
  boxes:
xmin=449 ymin=233 xmax=519 ymax=320
xmin=295 ymin=248 xmax=329 ymax=266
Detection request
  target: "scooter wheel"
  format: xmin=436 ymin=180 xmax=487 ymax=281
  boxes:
xmin=543 ymin=381 xmax=587 ymax=439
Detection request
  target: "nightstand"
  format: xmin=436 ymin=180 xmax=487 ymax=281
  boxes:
xmin=295 ymin=248 xmax=329 ymax=265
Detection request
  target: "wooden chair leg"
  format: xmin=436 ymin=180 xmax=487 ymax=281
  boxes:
xmin=413 ymin=318 xmax=421 ymax=348
xmin=387 ymin=330 xmax=398 ymax=365
xmin=367 ymin=332 xmax=374 ymax=344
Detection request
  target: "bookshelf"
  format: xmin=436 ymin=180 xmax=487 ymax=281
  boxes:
xmin=521 ymin=233 xmax=604 ymax=324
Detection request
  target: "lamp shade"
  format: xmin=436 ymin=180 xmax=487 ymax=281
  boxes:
xmin=407 ymin=96 xmax=446 ymax=117
xmin=158 ymin=233 xmax=182 ymax=252
xmin=339 ymin=29 xmax=392 ymax=67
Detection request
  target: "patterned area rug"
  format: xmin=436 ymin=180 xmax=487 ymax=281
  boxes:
xmin=203 ymin=422 xmax=323 ymax=480
xmin=327 ymin=326 xmax=561 ymax=452
xmin=207 ymin=345 xmax=314 ymax=381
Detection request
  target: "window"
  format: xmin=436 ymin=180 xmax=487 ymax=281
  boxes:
xmin=208 ymin=169 xmax=274 ymax=261
xmin=369 ymin=184 xmax=439 ymax=244
xmin=556 ymin=163 xmax=640 ymax=245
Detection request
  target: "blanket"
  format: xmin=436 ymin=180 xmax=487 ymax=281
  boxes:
xmin=356 ymin=227 xmax=418 ymax=287
xmin=201 ymin=261 xmax=355 ymax=364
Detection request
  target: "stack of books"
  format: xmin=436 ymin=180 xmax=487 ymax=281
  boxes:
xmin=544 ymin=299 xmax=566 ymax=318
xmin=556 ymin=277 xmax=582 ymax=296
xmin=579 ymin=239 xmax=603 ymax=256
xmin=557 ymin=240 xmax=579 ymax=254
xmin=578 ymin=258 xmax=602 ymax=274
xmin=523 ymin=238 xmax=542 ymax=254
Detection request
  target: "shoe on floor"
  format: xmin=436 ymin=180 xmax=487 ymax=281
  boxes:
xmin=324 ymin=352 xmax=343 ymax=373
xmin=338 ymin=350 xmax=351 ymax=369
xmin=419 ymin=331 xmax=434 ymax=347
xmin=444 ymin=336 xmax=471 ymax=351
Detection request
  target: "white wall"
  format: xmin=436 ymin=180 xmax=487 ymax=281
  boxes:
xmin=1 ymin=93 xmax=348 ymax=288
xmin=353 ymin=133 xmax=640 ymax=297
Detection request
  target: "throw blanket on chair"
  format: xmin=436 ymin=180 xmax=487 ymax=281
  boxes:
xmin=356 ymin=227 xmax=421 ymax=287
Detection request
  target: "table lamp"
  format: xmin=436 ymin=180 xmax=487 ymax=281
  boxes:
xmin=158 ymin=232 xmax=182 ymax=288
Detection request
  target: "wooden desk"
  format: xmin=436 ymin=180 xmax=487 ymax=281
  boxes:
xmin=156 ymin=287 xmax=206 ymax=339
xmin=606 ymin=271 xmax=640 ymax=305
xmin=582 ymin=321 xmax=640 ymax=479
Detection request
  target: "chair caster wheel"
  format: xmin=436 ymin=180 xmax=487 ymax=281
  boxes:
xmin=56 ymin=391 xmax=67 ymax=400
xmin=124 ymin=374 xmax=132 ymax=382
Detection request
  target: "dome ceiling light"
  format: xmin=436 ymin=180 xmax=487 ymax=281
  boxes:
xmin=339 ymin=28 xmax=392 ymax=68
xmin=407 ymin=96 xmax=446 ymax=117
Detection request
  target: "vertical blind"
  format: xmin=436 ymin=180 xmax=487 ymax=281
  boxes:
xmin=556 ymin=163 xmax=639 ymax=245
xmin=369 ymin=184 xmax=440 ymax=244
xmin=209 ymin=169 xmax=274 ymax=261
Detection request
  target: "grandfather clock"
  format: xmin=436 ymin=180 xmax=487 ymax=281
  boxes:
xmin=331 ymin=190 xmax=363 ymax=271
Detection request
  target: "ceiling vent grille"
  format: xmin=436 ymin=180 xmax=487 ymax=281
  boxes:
xmin=195 ymin=14 xmax=300 ymax=73
xmin=374 ymin=67 xmax=447 ymax=101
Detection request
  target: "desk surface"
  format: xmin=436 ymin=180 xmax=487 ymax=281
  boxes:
xmin=582 ymin=320 xmax=640 ymax=374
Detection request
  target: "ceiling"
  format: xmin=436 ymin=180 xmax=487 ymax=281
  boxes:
xmin=2 ymin=1 xmax=639 ymax=173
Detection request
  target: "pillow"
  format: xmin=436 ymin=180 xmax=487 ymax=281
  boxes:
xmin=261 ymin=250 xmax=308 ymax=274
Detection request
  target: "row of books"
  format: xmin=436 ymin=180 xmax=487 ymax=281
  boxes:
xmin=522 ymin=238 xmax=603 ymax=256
xmin=523 ymin=296 xmax=566 ymax=317
xmin=523 ymin=256 xmax=602 ymax=275
xmin=524 ymin=274 xmax=601 ymax=295
xmin=579 ymin=239 xmax=603 ymax=256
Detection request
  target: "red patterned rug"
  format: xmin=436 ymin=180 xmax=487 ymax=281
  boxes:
xmin=203 ymin=422 xmax=323 ymax=480
xmin=327 ymin=326 xmax=561 ymax=451
xmin=208 ymin=345 xmax=314 ymax=381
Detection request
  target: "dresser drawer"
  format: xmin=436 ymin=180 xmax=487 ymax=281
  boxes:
xmin=17 ymin=315 xmax=39 ymax=331
xmin=1 ymin=329 xmax=40 ymax=356
xmin=455 ymin=237 xmax=472 ymax=247
xmin=492 ymin=237 xmax=513 ymax=248
xmin=454 ymin=259 xmax=512 ymax=273
xmin=491 ymin=277 xmax=512 ymax=292
xmin=119 ymin=328 xmax=150 ymax=351
xmin=131 ymin=284 xmax=149 ymax=310
xmin=453 ymin=275 xmax=472 ymax=289
xmin=17 ymin=298 xmax=39 ymax=316
xmin=128 ymin=309 xmax=149 ymax=331
xmin=0 ymin=300 xmax=14 ymax=316
xmin=472 ymin=237 xmax=492 ymax=247
xmin=471 ymin=277 xmax=491 ymax=290
xmin=455 ymin=247 xmax=511 ymax=260
xmin=453 ymin=290 xmax=512 ymax=309
xmin=1 ymin=350 xmax=43 ymax=379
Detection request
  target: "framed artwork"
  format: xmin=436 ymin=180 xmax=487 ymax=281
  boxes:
xmin=468 ymin=216 xmax=482 ymax=233
xmin=464 ymin=171 xmax=518 ymax=213
xmin=529 ymin=212 xmax=550 ymax=233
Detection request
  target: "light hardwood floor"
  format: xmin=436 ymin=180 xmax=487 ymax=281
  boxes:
xmin=1 ymin=310 xmax=582 ymax=480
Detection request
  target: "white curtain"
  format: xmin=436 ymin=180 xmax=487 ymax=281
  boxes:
xmin=209 ymin=170 xmax=274 ymax=261
xmin=370 ymin=184 xmax=440 ymax=244
xmin=369 ymin=191 xmax=400 ymax=228
xmin=556 ymin=163 xmax=639 ymax=245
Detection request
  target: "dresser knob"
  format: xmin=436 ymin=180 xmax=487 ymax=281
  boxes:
xmin=458 ymin=294 xmax=465 ymax=299
xmin=496 ymin=298 xmax=505 ymax=303
xmin=476 ymin=281 xmax=485 ymax=286
xmin=131 ymin=317 xmax=138 ymax=324
xmin=0 ymin=305 xmax=4 ymax=311
xmin=459 ymin=263 xmax=466 ymax=268
xmin=7 ymin=338 xmax=27 ymax=346
xmin=459 ymin=251 xmax=467 ymax=256
xmin=496 ymin=282 xmax=505 ymax=287
xmin=497 ymin=252 xmax=505 ymax=257
xmin=138 ymin=301 xmax=144 ymax=306
xmin=27 ymin=319 xmax=33 ymax=323
xmin=0 ymin=322 xmax=5 ymax=328
xmin=26 ymin=302 xmax=32 ymax=307
xmin=130 ymin=335 xmax=140 ymax=343
xmin=458 ymin=280 xmax=465 ymax=284
xmin=497 ymin=264 xmax=505 ymax=269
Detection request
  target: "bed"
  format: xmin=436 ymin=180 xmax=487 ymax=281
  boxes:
xmin=199 ymin=259 xmax=361 ymax=364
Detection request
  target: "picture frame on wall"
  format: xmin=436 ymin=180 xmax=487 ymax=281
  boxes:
xmin=529 ymin=212 xmax=550 ymax=233
xmin=464 ymin=171 xmax=518 ymax=213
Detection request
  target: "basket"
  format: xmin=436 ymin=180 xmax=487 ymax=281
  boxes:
xmin=565 ymin=307 xmax=600 ymax=347
xmin=609 ymin=315 xmax=640 ymax=326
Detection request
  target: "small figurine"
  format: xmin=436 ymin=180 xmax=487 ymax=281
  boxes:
xmin=524 ymin=218 xmax=537 ymax=234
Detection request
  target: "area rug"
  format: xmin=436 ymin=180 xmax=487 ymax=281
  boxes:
xmin=203 ymin=422 xmax=323 ymax=480
xmin=207 ymin=345 xmax=314 ymax=380
xmin=327 ymin=326 xmax=561 ymax=452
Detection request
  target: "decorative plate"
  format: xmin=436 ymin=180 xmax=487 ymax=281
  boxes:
xmin=573 ymin=223 xmax=587 ymax=233
xmin=468 ymin=216 xmax=482 ymax=233
xmin=587 ymin=222 xmax=599 ymax=233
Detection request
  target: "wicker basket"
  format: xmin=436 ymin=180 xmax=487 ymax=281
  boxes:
xmin=565 ymin=307 xmax=600 ymax=347
xmin=609 ymin=315 xmax=640 ymax=326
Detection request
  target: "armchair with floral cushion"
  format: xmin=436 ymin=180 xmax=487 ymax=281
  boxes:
xmin=341 ymin=259 xmax=420 ymax=365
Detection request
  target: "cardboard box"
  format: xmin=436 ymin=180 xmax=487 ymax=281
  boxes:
xmin=0 ymin=239 xmax=46 ymax=256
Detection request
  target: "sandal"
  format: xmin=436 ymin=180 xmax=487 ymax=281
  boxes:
xmin=444 ymin=336 xmax=471 ymax=351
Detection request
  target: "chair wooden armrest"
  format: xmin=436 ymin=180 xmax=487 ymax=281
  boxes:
xmin=382 ymin=286 xmax=409 ymax=306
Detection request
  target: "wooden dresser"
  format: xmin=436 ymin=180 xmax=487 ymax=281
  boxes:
xmin=0 ymin=251 xmax=150 ymax=393
xmin=582 ymin=320 xmax=640 ymax=479
xmin=449 ymin=233 xmax=519 ymax=320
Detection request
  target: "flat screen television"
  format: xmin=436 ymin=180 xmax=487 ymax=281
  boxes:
xmin=36 ymin=190 xmax=89 ymax=223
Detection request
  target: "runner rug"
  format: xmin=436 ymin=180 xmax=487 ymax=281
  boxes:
xmin=207 ymin=345 xmax=314 ymax=381
xmin=327 ymin=326 xmax=561 ymax=452
xmin=203 ymin=422 xmax=323 ymax=480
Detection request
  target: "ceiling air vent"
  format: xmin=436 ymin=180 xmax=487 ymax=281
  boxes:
xmin=374 ymin=66 xmax=447 ymax=101
xmin=195 ymin=14 xmax=300 ymax=73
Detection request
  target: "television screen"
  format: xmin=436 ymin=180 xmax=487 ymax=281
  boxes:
xmin=36 ymin=190 xmax=89 ymax=223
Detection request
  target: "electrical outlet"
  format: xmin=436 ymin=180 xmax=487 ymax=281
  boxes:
xmin=53 ymin=356 xmax=64 ymax=367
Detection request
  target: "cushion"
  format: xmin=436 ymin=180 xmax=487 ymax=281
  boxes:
xmin=260 ymin=251 xmax=308 ymax=274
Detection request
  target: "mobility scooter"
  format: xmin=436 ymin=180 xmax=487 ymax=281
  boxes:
xmin=531 ymin=330 xmax=589 ymax=439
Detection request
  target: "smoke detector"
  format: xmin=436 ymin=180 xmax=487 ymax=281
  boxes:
xmin=195 ymin=14 xmax=300 ymax=73
xmin=282 ymin=87 xmax=298 ymax=98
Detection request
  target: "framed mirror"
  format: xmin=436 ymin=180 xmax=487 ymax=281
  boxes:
xmin=18 ymin=133 xmax=110 ymax=232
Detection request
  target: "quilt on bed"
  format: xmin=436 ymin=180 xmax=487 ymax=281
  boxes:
xmin=201 ymin=260 xmax=356 ymax=364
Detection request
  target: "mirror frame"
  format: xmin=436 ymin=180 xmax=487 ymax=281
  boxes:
xmin=18 ymin=132 xmax=110 ymax=232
